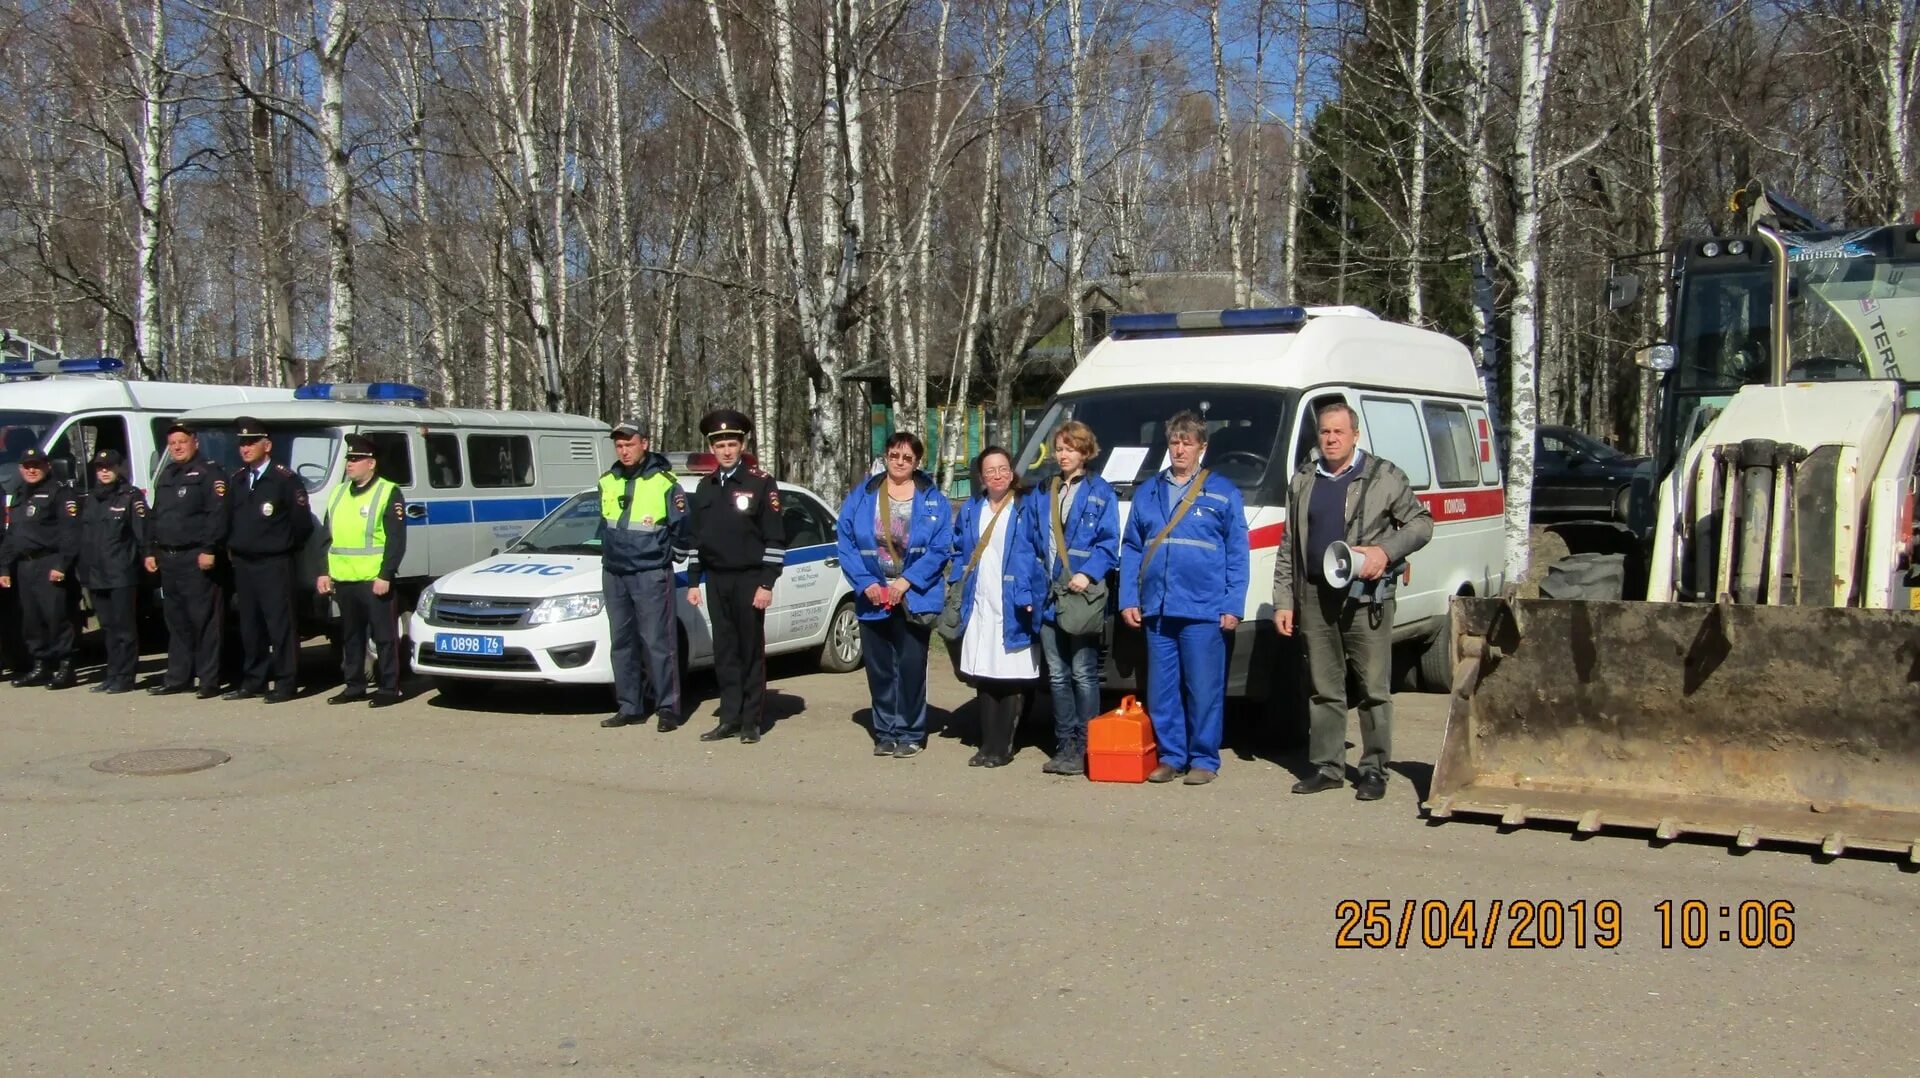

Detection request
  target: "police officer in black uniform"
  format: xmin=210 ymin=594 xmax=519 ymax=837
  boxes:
xmin=686 ymin=408 xmax=786 ymax=744
xmin=1 ymin=447 xmax=81 ymax=689
xmin=225 ymin=417 xmax=314 ymax=703
xmin=77 ymin=449 xmax=149 ymax=693
xmin=0 ymin=442 xmax=33 ymax=680
xmin=146 ymin=421 xmax=230 ymax=697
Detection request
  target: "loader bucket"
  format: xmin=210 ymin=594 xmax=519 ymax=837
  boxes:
xmin=1426 ymin=596 xmax=1920 ymax=860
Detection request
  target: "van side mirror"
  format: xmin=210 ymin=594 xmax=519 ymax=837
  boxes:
xmin=1635 ymin=343 xmax=1676 ymax=372
xmin=1606 ymin=274 xmax=1641 ymax=311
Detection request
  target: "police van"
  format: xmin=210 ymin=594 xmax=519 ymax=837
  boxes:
xmin=0 ymin=357 xmax=293 ymax=493
xmin=1015 ymin=306 xmax=1506 ymax=696
xmin=172 ymin=383 xmax=615 ymax=610
xmin=406 ymin=468 xmax=861 ymax=695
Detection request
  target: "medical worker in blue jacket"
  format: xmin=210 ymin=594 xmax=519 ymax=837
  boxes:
xmin=948 ymin=447 xmax=1048 ymax=768
xmin=836 ymin=431 xmax=955 ymax=759
xmin=1028 ymin=419 xmax=1121 ymax=776
xmin=1118 ymin=411 xmax=1249 ymax=785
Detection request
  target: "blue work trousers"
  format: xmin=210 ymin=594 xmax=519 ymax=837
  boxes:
xmin=1143 ymin=615 xmax=1226 ymax=772
xmin=861 ymin=612 xmax=932 ymax=745
xmin=605 ymin=568 xmax=680 ymax=719
xmin=1039 ymin=623 xmax=1102 ymax=749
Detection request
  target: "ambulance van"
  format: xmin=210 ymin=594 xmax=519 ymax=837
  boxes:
xmin=173 ymin=383 xmax=615 ymax=619
xmin=0 ymin=357 xmax=293 ymax=492
xmin=1014 ymin=306 xmax=1506 ymax=697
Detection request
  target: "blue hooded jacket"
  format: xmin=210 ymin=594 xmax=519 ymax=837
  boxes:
xmin=835 ymin=471 xmax=954 ymax=621
xmin=1026 ymin=472 xmax=1121 ymax=624
xmin=1118 ymin=469 xmax=1249 ymax=621
xmin=948 ymin=491 xmax=1047 ymax=651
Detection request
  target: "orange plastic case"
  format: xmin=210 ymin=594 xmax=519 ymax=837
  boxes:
xmin=1087 ymin=695 xmax=1158 ymax=783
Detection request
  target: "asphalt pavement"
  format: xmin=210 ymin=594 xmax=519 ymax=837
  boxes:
xmin=2 ymin=646 xmax=1915 ymax=1075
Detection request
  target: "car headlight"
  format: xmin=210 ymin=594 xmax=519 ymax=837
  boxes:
xmin=416 ymin=586 xmax=437 ymax=619
xmin=527 ymin=591 xmax=605 ymax=625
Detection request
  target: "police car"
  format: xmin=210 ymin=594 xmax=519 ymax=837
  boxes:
xmin=408 ymin=470 xmax=861 ymax=692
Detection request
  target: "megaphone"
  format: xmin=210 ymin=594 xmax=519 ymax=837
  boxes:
xmin=1322 ymin=541 xmax=1356 ymax=588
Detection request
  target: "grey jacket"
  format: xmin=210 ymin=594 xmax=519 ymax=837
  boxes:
xmin=1272 ymin=450 xmax=1434 ymax=611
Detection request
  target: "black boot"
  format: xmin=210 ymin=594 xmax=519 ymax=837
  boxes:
xmin=47 ymin=660 xmax=77 ymax=690
xmin=12 ymin=662 xmax=50 ymax=688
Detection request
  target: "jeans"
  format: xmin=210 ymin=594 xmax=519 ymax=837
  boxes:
xmin=861 ymin=612 xmax=932 ymax=745
xmin=1039 ymin=623 xmax=1102 ymax=749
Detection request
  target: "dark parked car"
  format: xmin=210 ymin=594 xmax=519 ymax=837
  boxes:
xmin=1533 ymin=425 xmax=1649 ymax=523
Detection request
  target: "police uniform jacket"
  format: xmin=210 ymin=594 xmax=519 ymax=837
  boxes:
xmin=228 ymin=462 xmax=315 ymax=556
xmin=1118 ymin=469 xmax=1249 ymax=621
xmin=78 ymin=480 xmax=149 ymax=590
xmin=687 ymin=465 xmax=786 ymax=589
xmin=1 ymin=477 xmax=79 ymax=578
xmin=948 ymin=491 xmax=1047 ymax=651
xmin=596 ymin=451 xmax=687 ymax=574
xmin=149 ymin=456 xmax=230 ymax=556
xmin=834 ymin=471 xmax=954 ymax=621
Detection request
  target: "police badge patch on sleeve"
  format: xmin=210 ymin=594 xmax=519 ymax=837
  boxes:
xmin=768 ymin=487 xmax=781 ymax=511
xmin=213 ymin=480 xmax=227 ymax=496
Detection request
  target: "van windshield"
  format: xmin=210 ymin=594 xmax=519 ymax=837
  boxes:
xmin=0 ymin=410 xmax=58 ymax=465
xmin=178 ymin=423 xmax=341 ymax=491
xmin=1016 ymin=386 xmax=1296 ymax=504
xmin=510 ymin=491 xmax=603 ymax=556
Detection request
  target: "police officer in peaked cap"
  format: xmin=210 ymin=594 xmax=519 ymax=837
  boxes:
xmin=1 ymin=446 xmax=81 ymax=689
xmin=317 ymin=433 xmax=408 ymax=706
xmin=76 ymin=448 xmax=149 ymax=693
xmin=146 ymin=420 xmax=231 ymax=697
xmin=225 ymin=417 xmax=315 ymax=703
xmin=687 ymin=408 xmax=786 ymax=744
xmin=596 ymin=420 xmax=689 ymax=731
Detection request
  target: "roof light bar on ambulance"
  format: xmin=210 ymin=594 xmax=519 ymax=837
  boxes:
xmin=0 ymin=357 xmax=127 ymax=379
xmin=293 ymin=381 xmax=430 ymax=404
xmin=1108 ymin=306 xmax=1309 ymax=340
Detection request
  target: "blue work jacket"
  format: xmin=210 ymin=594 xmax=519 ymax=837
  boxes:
xmin=1118 ymin=469 xmax=1249 ymax=621
xmin=836 ymin=471 xmax=954 ymax=621
xmin=948 ymin=492 xmax=1047 ymax=650
xmin=1026 ymin=473 xmax=1121 ymax=625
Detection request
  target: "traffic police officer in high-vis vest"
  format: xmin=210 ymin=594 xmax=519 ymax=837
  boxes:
xmin=0 ymin=446 xmax=80 ymax=689
xmin=316 ymin=434 xmax=407 ymax=707
xmin=77 ymin=449 xmax=149 ymax=693
xmin=595 ymin=421 xmax=689 ymax=731
xmin=225 ymin=417 xmax=314 ymax=703
xmin=145 ymin=421 xmax=230 ymax=697
xmin=686 ymin=408 xmax=785 ymax=744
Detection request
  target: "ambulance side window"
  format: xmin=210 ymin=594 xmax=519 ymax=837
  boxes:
xmin=425 ymin=433 xmax=463 ymax=489
xmin=1357 ymin=396 xmax=1432 ymax=489
xmin=1421 ymin=402 xmax=1478 ymax=488
xmin=362 ymin=431 xmax=414 ymax=487
xmin=469 ymin=434 xmax=534 ymax=488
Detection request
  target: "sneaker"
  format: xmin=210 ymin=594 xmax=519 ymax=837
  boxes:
xmin=1355 ymin=772 xmax=1388 ymax=801
xmin=1291 ymin=771 xmax=1344 ymax=795
xmin=874 ymin=741 xmax=897 ymax=757
xmin=892 ymin=742 xmax=923 ymax=759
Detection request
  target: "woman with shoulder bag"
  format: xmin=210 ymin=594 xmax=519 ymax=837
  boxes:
xmin=835 ymin=431 xmax=954 ymax=759
xmin=1029 ymin=420 xmax=1120 ymax=776
xmin=945 ymin=446 xmax=1047 ymax=768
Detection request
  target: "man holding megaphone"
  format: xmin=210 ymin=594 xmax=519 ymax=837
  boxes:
xmin=1272 ymin=401 xmax=1432 ymax=801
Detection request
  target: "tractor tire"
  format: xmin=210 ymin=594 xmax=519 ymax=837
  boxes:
xmin=1538 ymin=552 xmax=1628 ymax=601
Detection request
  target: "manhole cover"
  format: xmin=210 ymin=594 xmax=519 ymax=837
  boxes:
xmin=90 ymin=748 xmax=231 ymax=776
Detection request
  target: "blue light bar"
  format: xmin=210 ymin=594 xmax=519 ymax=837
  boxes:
xmin=0 ymin=357 xmax=127 ymax=378
xmin=1108 ymin=307 xmax=1309 ymax=339
xmin=293 ymin=382 xmax=430 ymax=403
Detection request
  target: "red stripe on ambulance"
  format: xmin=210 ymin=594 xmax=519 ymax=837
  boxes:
xmin=1418 ymin=489 xmax=1505 ymax=522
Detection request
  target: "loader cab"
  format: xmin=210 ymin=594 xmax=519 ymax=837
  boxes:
xmin=1639 ymin=224 xmax=1920 ymax=482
